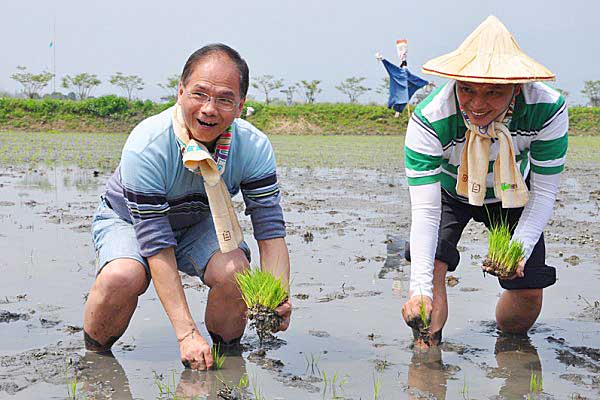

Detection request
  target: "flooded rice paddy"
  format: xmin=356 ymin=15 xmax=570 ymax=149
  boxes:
xmin=0 ymin=132 xmax=599 ymax=399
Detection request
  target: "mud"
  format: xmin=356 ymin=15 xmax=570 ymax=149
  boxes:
xmin=247 ymin=305 xmax=282 ymax=343
xmin=0 ymin=154 xmax=599 ymax=399
xmin=482 ymin=257 xmax=516 ymax=279
xmin=0 ymin=311 xmax=29 ymax=323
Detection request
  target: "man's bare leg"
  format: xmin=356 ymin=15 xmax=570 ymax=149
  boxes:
xmin=83 ymin=259 xmax=149 ymax=351
xmin=203 ymin=249 xmax=249 ymax=343
xmin=495 ymin=289 xmax=543 ymax=334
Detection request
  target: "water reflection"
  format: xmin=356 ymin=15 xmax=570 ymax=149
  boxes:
xmin=175 ymin=355 xmax=248 ymax=399
xmin=18 ymin=167 xmax=102 ymax=193
xmin=493 ymin=335 xmax=542 ymax=400
xmin=78 ymin=351 xmax=249 ymax=399
xmin=405 ymin=335 xmax=542 ymax=400
xmin=407 ymin=347 xmax=449 ymax=399
xmin=79 ymin=352 xmax=134 ymax=400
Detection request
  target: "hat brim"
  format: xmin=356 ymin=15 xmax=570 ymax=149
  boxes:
xmin=421 ymin=67 xmax=555 ymax=84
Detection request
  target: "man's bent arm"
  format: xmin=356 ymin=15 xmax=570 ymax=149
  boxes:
xmin=148 ymin=247 xmax=198 ymax=338
xmin=258 ymin=237 xmax=290 ymax=290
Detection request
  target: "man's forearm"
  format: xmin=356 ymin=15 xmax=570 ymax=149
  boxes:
xmin=148 ymin=247 xmax=197 ymax=339
xmin=408 ymin=183 xmax=441 ymax=299
xmin=258 ymin=237 xmax=290 ymax=290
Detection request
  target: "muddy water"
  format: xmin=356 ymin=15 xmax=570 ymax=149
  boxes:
xmin=0 ymin=163 xmax=599 ymax=400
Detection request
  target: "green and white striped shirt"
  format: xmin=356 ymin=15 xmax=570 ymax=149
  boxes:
xmin=405 ymin=81 xmax=568 ymax=202
xmin=404 ymin=81 xmax=568 ymax=299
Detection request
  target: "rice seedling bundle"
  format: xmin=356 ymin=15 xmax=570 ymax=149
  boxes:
xmin=235 ymin=268 xmax=288 ymax=342
xmin=483 ymin=220 xmax=525 ymax=278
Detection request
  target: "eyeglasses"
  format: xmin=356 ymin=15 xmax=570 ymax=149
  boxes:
xmin=184 ymin=90 xmax=238 ymax=112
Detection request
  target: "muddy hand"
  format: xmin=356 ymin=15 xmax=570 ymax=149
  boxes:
xmin=179 ymin=330 xmax=213 ymax=370
xmin=274 ymin=298 xmax=292 ymax=332
xmin=500 ymin=259 xmax=525 ymax=280
xmin=402 ymin=295 xmax=432 ymax=330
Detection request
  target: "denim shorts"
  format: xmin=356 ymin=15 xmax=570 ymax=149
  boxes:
xmin=91 ymin=197 xmax=251 ymax=282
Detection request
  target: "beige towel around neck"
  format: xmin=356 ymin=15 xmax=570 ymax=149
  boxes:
xmin=456 ymin=118 xmax=529 ymax=208
xmin=172 ymin=104 xmax=243 ymax=253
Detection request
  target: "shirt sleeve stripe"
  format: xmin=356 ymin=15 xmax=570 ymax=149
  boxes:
xmin=530 ymin=134 xmax=568 ymax=162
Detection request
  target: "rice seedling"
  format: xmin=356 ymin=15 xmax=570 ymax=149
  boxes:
xmin=154 ymin=370 xmax=184 ymax=400
xmin=461 ymin=376 xmax=471 ymax=400
xmin=238 ymin=373 xmax=249 ymax=389
xmin=321 ymin=370 xmax=329 ymax=398
xmin=418 ymin=297 xmax=430 ymax=331
xmin=330 ymin=371 xmax=348 ymax=399
xmin=304 ymin=352 xmax=322 ymax=375
xmin=212 ymin=343 xmax=226 ymax=370
xmin=235 ymin=268 xmax=288 ymax=342
xmin=372 ymin=372 xmax=382 ymax=400
xmin=249 ymin=374 xmax=266 ymax=400
xmin=529 ymin=372 xmax=543 ymax=394
xmin=65 ymin=359 xmax=83 ymax=400
xmin=483 ymin=211 xmax=525 ymax=278
xmin=65 ymin=368 xmax=78 ymax=399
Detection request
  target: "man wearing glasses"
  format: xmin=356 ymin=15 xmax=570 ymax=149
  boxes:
xmin=84 ymin=44 xmax=291 ymax=370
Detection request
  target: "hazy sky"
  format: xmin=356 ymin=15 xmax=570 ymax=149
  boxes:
xmin=2 ymin=0 xmax=598 ymax=105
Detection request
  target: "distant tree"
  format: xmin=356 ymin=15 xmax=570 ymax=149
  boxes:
xmin=411 ymin=82 xmax=437 ymax=104
xmin=279 ymin=84 xmax=298 ymax=106
xmin=581 ymin=80 xmax=600 ymax=107
xmin=10 ymin=66 xmax=54 ymax=99
xmin=297 ymin=80 xmax=322 ymax=104
xmin=335 ymin=77 xmax=370 ymax=103
xmin=251 ymin=74 xmax=284 ymax=104
xmin=158 ymin=74 xmax=180 ymax=102
xmin=44 ymin=92 xmax=68 ymax=100
xmin=555 ymin=88 xmax=569 ymax=102
xmin=61 ymin=73 xmax=101 ymax=100
xmin=110 ymin=72 xmax=144 ymax=101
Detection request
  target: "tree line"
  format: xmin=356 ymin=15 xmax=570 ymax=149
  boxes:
xmin=7 ymin=66 xmax=600 ymax=107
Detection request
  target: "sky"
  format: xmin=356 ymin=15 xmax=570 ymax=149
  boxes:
xmin=1 ymin=0 xmax=598 ymax=105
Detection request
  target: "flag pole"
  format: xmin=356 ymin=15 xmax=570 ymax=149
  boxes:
xmin=52 ymin=17 xmax=56 ymax=93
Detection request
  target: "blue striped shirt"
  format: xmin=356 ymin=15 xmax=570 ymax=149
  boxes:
xmin=103 ymin=106 xmax=285 ymax=257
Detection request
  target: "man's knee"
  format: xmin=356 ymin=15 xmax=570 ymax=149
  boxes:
xmin=95 ymin=259 xmax=149 ymax=297
xmin=204 ymin=249 xmax=249 ymax=291
xmin=496 ymin=289 xmax=543 ymax=333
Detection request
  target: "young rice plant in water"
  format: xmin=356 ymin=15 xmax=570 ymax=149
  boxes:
xmin=211 ymin=343 xmax=226 ymax=370
xmin=235 ymin=268 xmax=288 ymax=342
xmin=483 ymin=213 xmax=525 ymax=278
xmin=418 ymin=297 xmax=430 ymax=331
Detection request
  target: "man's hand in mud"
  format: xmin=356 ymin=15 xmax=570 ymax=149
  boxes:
xmin=499 ymin=259 xmax=525 ymax=280
xmin=274 ymin=298 xmax=292 ymax=332
xmin=401 ymin=295 xmax=432 ymax=328
xmin=179 ymin=330 xmax=213 ymax=370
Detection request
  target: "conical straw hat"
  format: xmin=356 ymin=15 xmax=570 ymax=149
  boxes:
xmin=422 ymin=15 xmax=555 ymax=84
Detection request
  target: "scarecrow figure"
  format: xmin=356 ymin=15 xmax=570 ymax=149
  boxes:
xmin=376 ymin=39 xmax=429 ymax=113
